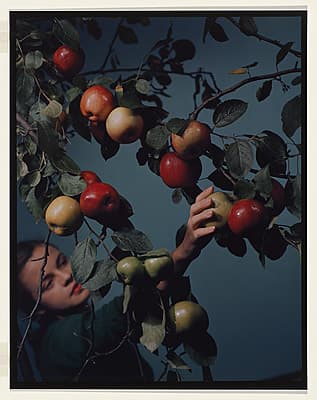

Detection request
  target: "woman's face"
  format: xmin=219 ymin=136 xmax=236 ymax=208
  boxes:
xmin=18 ymin=245 xmax=90 ymax=313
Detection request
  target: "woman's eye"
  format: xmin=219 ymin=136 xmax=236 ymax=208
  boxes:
xmin=59 ymin=255 xmax=68 ymax=267
xmin=42 ymin=280 xmax=53 ymax=291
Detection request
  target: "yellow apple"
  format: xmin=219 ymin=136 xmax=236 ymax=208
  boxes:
xmin=106 ymin=107 xmax=144 ymax=144
xmin=45 ymin=196 xmax=83 ymax=236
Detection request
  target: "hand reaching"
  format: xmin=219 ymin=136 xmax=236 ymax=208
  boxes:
xmin=176 ymin=186 xmax=217 ymax=263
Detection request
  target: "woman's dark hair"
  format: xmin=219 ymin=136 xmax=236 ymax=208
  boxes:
xmin=16 ymin=240 xmax=45 ymax=314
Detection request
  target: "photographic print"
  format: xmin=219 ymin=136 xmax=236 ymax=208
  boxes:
xmin=11 ymin=10 xmax=306 ymax=390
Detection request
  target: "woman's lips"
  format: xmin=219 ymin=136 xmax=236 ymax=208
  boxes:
xmin=72 ymin=283 xmax=82 ymax=295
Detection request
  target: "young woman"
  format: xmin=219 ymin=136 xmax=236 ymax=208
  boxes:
xmin=16 ymin=186 xmax=217 ymax=385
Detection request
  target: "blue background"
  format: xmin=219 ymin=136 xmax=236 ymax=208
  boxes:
xmin=16 ymin=14 xmax=303 ymax=382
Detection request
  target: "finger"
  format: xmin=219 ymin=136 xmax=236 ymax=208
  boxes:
xmin=195 ymin=186 xmax=214 ymax=203
xmin=194 ymin=225 xmax=216 ymax=239
xmin=191 ymin=209 xmax=214 ymax=229
xmin=190 ymin=196 xmax=214 ymax=217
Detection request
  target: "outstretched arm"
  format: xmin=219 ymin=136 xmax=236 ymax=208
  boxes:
xmin=157 ymin=186 xmax=216 ymax=292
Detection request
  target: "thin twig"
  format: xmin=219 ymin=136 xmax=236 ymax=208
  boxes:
xmin=83 ymin=219 xmax=119 ymax=262
xmin=226 ymin=16 xmax=302 ymax=58
xmin=99 ymin=18 xmax=124 ymax=71
xmin=192 ymin=67 xmax=301 ymax=119
xmin=17 ymin=230 xmax=52 ymax=361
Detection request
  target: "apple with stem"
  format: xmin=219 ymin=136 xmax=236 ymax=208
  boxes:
xmin=171 ymin=120 xmax=211 ymax=160
xmin=45 ymin=196 xmax=83 ymax=236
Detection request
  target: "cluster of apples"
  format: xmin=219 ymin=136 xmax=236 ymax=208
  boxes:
xmin=80 ymin=85 xmax=144 ymax=146
xmin=116 ymin=251 xmax=209 ymax=339
xmin=116 ymin=249 xmax=173 ymax=286
xmin=45 ymin=170 xmax=124 ymax=236
xmin=159 ymin=120 xmax=211 ymax=189
xmin=53 ymin=44 xmax=144 ymax=145
xmin=203 ymin=179 xmax=286 ymax=237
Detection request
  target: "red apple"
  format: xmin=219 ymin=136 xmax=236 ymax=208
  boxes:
xmin=53 ymin=45 xmax=85 ymax=78
xmin=159 ymin=152 xmax=202 ymax=188
xmin=228 ymin=199 xmax=269 ymax=236
xmin=79 ymin=182 xmax=120 ymax=223
xmin=80 ymin=85 xmax=115 ymax=123
xmin=171 ymin=120 xmax=211 ymax=160
xmin=80 ymin=170 xmax=101 ymax=186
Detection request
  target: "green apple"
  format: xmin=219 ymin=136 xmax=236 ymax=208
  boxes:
xmin=204 ymin=191 xmax=235 ymax=229
xmin=116 ymin=256 xmax=145 ymax=285
xmin=168 ymin=300 xmax=209 ymax=335
xmin=143 ymin=249 xmax=174 ymax=282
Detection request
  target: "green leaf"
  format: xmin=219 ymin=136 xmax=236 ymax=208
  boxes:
xmin=28 ymin=102 xmax=49 ymax=124
xmin=202 ymin=16 xmax=217 ymax=43
xmin=90 ymin=76 xmax=113 ymax=88
xmin=256 ymin=80 xmax=272 ymax=102
xmin=50 ymin=154 xmax=81 ymax=174
xmin=255 ymin=130 xmax=287 ymax=176
xmin=17 ymin=158 xmax=29 ymax=181
xmin=122 ymin=284 xmax=139 ymax=314
xmin=225 ymin=139 xmax=253 ymax=178
xmin=281 ymin=95 xmax=301 ymax=137
xmin=233 ymin=179 xmax=256 ymax=199
xmin=145 ymin=125 xmax=170 ymax=150
xmin=23 ymin=170 xmax=41 ymax=187
xmin=208 ymin=22 xmax=229 ymax=42
xmin=118 ymin=93 xmax=143 ymax=109
xmin=276 ymin=42 xmax=293 ymax=66
xmin=42 ymin=100 xmax=63 ymax=119
xmin=183 ymin=331 xmax=217 ymax=367
xmin=65 ymin=87 xmax=82 ymax=103
xmin=53 ymin=18 xmax=80 ymax=50
xmin=100 ymin=140 xmax=120 ymax=162
xmin=24 ymin=135 xmax=38 ymax=156
xmin=292 ymin=76 xmax=301 ymax=86
xmin=57 ymin=173 xmax=86 ymax=196
xmin=25 ymin=50 xmax=43 ymax=70
xmin=172 ymin=39 xmax=196 ymax=61
xmin=82 ymin=259 xmax=118 ymax=291
xmin=285 ymin=175 xmax=301 ymax=218
xmin=111 ymin=228 xmax=153 ymax=254
xmin=253 ymin=165 xmax=272 ymax=198
xmin=135 ymin=79 xmax=151 ymax=95
xmin=69 ymin=96 xmax=91 ymax=142
xmin=118 ymin=25 xmax=138 ymax=44
xmin=166 ymin=351 xmax=191 ymax=371
xmin=239 ymin=16 xmax=258 ymax=36
xmin=25 ymin=187 xmax=44 ymax=223
xmin=16 ymin=69 xmax=35 ymax=104
xmin=37 ymin=121 xmax=65 ymax=158
xmin=42 ymin=159 xmax=57 ymax=177
xmin=213 ymin=99 xmax=248 ymax=128
xmin=139 ymin=294 xmax=166 ymax=352
xmin=70 ymin=238 xmax=97 ymax=284
xmin=166 ymin=118 xmax=189 ymax=135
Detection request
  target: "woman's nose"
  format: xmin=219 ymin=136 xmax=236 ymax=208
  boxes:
xmin=57 ymin=270 xmax=73 ymax=285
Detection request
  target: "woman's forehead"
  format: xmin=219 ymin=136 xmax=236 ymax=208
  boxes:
xmin=22 ymin=245 xmax=58 ymax=275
